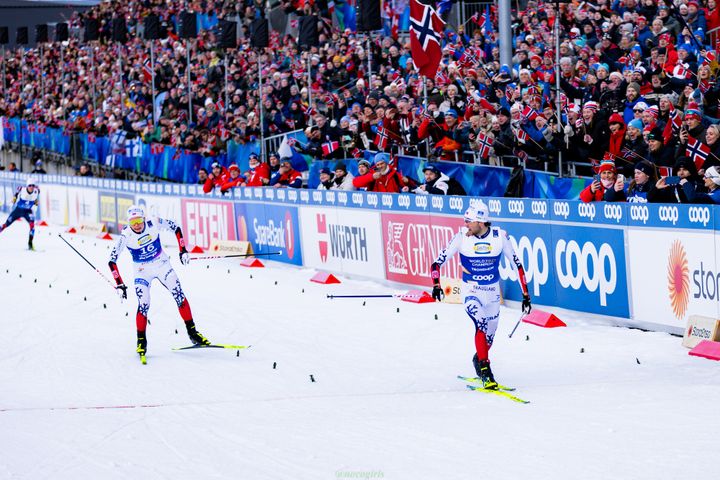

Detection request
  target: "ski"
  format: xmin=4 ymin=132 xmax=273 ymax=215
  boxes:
xmin=465 ymin=384 xmax=530 ymax=404
xmin=457 ymin=375 xmax=516 ymax=391
xmin=172 ymin=343 xmax=251 ymax=351
xmin=139 ymin=354 xmax=147 ymax=365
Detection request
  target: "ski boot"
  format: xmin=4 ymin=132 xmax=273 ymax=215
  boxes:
xmin=185 ymin=320 xmax=210 ymax=346
xmin=473 ymin=354 xmax=498 ymax=390
xmin=28 ymin=236 xmax=34 ymax=251
xmin=137 ymin=331 xmax=147 ymax=356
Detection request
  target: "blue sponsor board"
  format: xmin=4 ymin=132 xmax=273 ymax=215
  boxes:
xmin=234 ymin=202 xmax=303 ymax=265
xmin=483 ymin=198 xmax=551 ymax=222
xmin=500 ymin=221 xmax=557 ymax=306
xmin=549 ymin=199 xmax=628 ymax=225
xmin=627 ymin=203 xmax=714 ymax=230
xmin=550 ymin=225 xmax=630 ymax=317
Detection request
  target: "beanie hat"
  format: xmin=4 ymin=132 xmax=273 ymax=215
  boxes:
xmin=627 ymin=82 xmax=641 ymax=94
xmin=597 ymin=160 xmax=616 ymax=174
xmin=628 ymin=118 xmax=644 ymax=131
xmin=609 ymin=113 xmax=625 ymax=125
xmin=635 ymin=161 xmax=655 ymax=177
xmin=647 ymin=127 xmax=665 ymax=142
xmin=334 ymin=162 xmax=347 ymax=173
xmin=705 ymin=166 xmax=720 ymax=185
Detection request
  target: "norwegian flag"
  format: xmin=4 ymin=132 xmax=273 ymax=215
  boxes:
xmin=143 ymin=57 xmax=153 ymax=83
xmin=699 ymin=79 xmax=713 ymax=95
xmin=514 ymin=127 xmax=528 ymax=144
xmin=322 ymin=140 xmax=339 ymax=156
xmin=216 ymin=99 xmax=225 ymax=112
xmin=620 ymin=147 xmax=641 ymax=161
xmin=505 ymin=85 xmax=515 ymax=103
xmin=521 ymin=105 xmax=538 ymax=123
xmin=351 ymin=148 xmax=363 ymax=158
xmin=218 ymin=126 xmax=230 ymax=141
xmin=663 ymin=107 xmax=683 ymax=144
xmin=374 ymin=127 xmax=390 ymax=150
xmin=410 ymin=0 xmax=445 ymax=78
xmin=457 ymin=49 xmax=479 ymax=69
xmin=435 ymin=69 xmax=449 ymax=86
xmin=324 ymin=94 xmax=336 ymax=107
xmin=444 ymin=43 xmax=456 ymax=56
xmin=150 ymin=143 xmax=165 ymax=155
xmin=301 ymin=104 xmax=316 ymax=118
xmin=476 ymin=132 xmax=494 ymax=159
xmin=285 ymin=118 xmax=296 ymax=129
xmin=686 ymin=136 xmax=711 ymax=169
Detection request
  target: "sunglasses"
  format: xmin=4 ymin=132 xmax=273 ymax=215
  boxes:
xmin=129 ymin=217 xmax=144 ymax=226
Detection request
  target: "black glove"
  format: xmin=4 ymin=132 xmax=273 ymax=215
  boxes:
xmin=522 ymin=294 xmax=532 ymax=314
xmin=116 ymin=283 xmax=128 ymax=300
xmin=432 ymin=284 xmax=445 ymax=302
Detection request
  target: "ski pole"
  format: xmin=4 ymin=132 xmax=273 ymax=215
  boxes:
xmin=190 ymin=251 xmax=283 ymax=261
xmin=508 ymin=313 xmax=527 ymax=339
xmin=59 ymin=234 xmax=116 ymax=290
xmin=327 ymin=294 xmax=396 ymax=299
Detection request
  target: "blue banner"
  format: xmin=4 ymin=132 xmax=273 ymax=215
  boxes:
xmin=234 ymin=202 xmax=303 ymax=266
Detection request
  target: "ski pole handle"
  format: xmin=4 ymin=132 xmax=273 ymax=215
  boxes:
xmin=190 ymin=251 xmax=283 ymax=261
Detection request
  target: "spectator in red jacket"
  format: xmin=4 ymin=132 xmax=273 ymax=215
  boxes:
xmin=269 ymin=160 xmax=302 ymax=188
xmin=244 ymin=153 xmax=271 ymax=187
xmin=580 ymin=160 xmax=626 ymax=202
xmin=203 ymin=162 xmax=229 ymax=193
xmin=352 ymin=159 xmax=374 ymax=191
xmin=220 ymin=164 xmax=243 ymax=193
xmin=353 ymin=153 xmax=411 ymax=193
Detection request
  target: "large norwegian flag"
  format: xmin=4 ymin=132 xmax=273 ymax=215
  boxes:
xmin=686 ymin=136 xmax=711 ymax=169
xmin=410 ymin=0 xmax=445 ymax=78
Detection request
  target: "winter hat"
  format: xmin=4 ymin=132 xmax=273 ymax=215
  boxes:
xmin=609 ymin=113 xmax=625 ymax=125
xmin=319 ymin=167 xmax=332 ymax=176
xmin=358 ymin=158 xmax=371 ymax=168
xmin=627 ymin=82 xmax=641 ymax=94
xmin=423 ymin=164 xmax=441 ymax=176
xmin=373 ymin=152 xmax=390 ymax=165
xmin=628 ymin=118 xmax=644 ymax=131
xmin=645 ymin=105 xmax=659 ymax=118
xmin=635 ymin=161 xmax=655 ymax=176
xmin=647 ymin=127 xmax=665 ymax=142
xmin=674 ymin=156 xmax=697 ymax=175
xmin=634 ymin=101 xmax=649 ymax=112
xmin=228 ymin=164 xmax=240 ymax=172
xmin=334 ymin=162 xmax=347 ymax=173
xmin=583 ymin=101 xmax=599 ymax=112
xmin=705 ymin=166 xmax=720 ymax=185
xmin=597 ymin=160 xmax=616 ymax=174
xmin=685 ymin=107 xmax=702 ymax=120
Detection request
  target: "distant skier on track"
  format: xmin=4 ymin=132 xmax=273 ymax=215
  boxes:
xmin=0 ymin=178 xmax=40 ymax=250
xmin=108 ymin=205 xmax=210 ymax=362
xmin=430 ymin=201 xmax=532 ymax=389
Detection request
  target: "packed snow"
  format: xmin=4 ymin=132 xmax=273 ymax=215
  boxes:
xmin=0 ymin=222 xmax=718 ymax=480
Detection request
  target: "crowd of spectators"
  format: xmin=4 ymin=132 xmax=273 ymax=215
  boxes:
xmin=3 ymin=0 xmax=720 ymax=202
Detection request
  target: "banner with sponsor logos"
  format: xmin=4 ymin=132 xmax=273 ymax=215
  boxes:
xmin=40 ymin=183 xmax=68 ymax=225
xmin=67 ymin=187 xmax=99 ymax=227
xmin=627 ymin=203 xmax=717 ymax=329
xmin=235 ymin=201 xmax=302 ymax=265
xmin=180 ymin=198 xmax=237 ymax=250
xmin=299 ymin=206 xmax=384 ymax=278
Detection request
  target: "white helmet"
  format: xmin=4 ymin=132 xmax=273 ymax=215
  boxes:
xmin=464 ymin=201 xmax=490 ymax=223
xmin=126 ymin=205 xmax=145 ymax=221
xmin=26 ymin=177 xmax=37 ymax=187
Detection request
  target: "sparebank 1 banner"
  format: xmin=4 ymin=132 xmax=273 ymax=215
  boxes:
xmin=180 ymin=198 xmax=236 ymax=250
xmin=234 ymin=202 xmax=302 ymax=265
xmin=299 ymin=206 xmax=384 ymax=278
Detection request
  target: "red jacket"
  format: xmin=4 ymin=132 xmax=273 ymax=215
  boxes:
xmin=220 ymin=175 xmax=244 ymax=193
xmin=203 ymin=166 xmax=229 ymax=193
xmin=245 ymin=163 xmax=271 ymax=187
xmin=353 ymin=165 xmax=406 ymax=193
xmin=579 ymin=184 xmax=606 ymax=202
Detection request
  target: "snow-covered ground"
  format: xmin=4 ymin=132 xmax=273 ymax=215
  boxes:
xmin=0 ymin=222 xmax=718 ymax=480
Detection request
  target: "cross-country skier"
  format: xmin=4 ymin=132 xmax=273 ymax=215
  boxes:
xmin=0 ymin=178 xmax=40 ymax=250
xmin=430 ymin=201 xmax=532 ymax=389
xmin=108 ymin=205 xmax=210 ymax=360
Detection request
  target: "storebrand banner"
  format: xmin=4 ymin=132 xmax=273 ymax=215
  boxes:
xmin=40 ymin=183 xmax=68 ymax=225
xmin=628 ymin=229 xmax=718 ymax=330
xmin=67 ymin=187 xmax=99 ymax=226
xmin=180 ymin=199 xmax=236 ymax=250
xmin=299 ymin=206 xmax=384 ymax=278
xmin=235 ymin=202 xmax=302 ymax=265
xmin=381 ymin=212 xmax=464 ymax=287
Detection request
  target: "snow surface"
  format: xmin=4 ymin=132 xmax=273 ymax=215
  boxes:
xmin=0 ymin=223 xmax=718 ymax=480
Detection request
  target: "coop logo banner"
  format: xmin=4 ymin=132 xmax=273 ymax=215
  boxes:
xmin=498 ymin=223 xmax=556 ymax=305
xmin=181 ymin=199 xmax=237 ymax=250
xmin=381 ymin=213 xmax=464 ymax=287
xmin=551 ymin=225 xmax=629 ymax=317
xmin=235 ymin=202 xmax=302 ymax=265
xmin=627 ymin=204 xmax=714 ymax=230
xmin=483 ymin=198 xmax=548 ymax=220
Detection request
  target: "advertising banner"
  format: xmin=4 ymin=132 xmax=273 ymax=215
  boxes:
xmin=67 ymin=187 xmax=99 ymax=226
xmin=628 ymin=229 xmax=718 ymax=329
xmin=180 ymin=198 xmax=236 ymax=250
xmin=299 ymin=206 xmax=384 ymax=278
xmin=99 ymin=191 xmax=117 ymax=231
xmin=134 ymin=193 xmax=182 ymax=223
xmin=40 ymin=183 xmax=68 ymax=225
xmin=234 ymin=202 xmax=302 ymax=265
xmin=114 ymin=193 xmax=135 ymax=231
xmin=381 ymin=212 xmax=464 ymax=287
xmin=551 ymin=225 xmax=629 ymax=317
